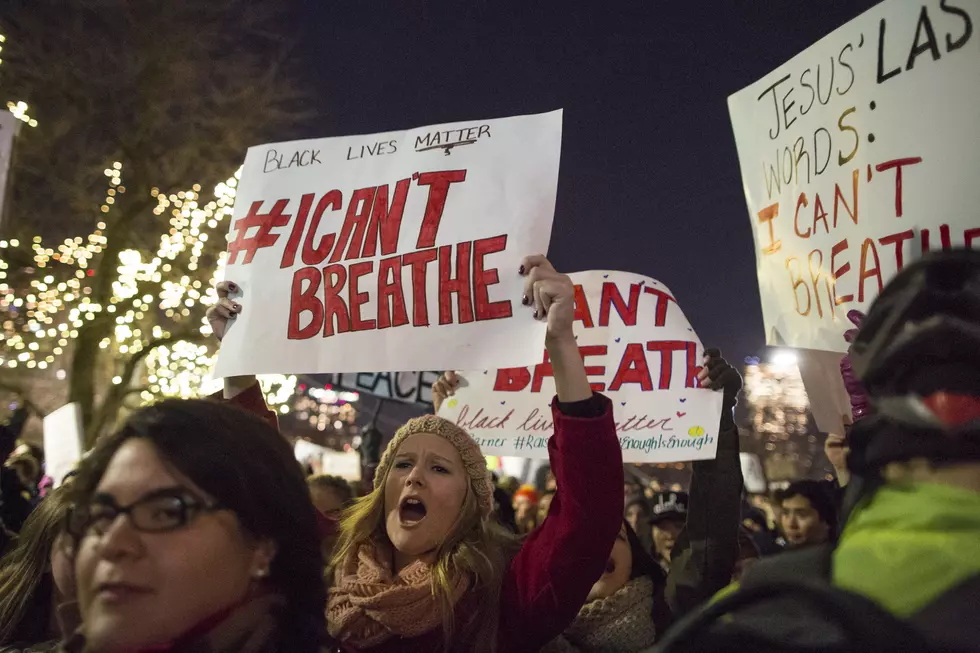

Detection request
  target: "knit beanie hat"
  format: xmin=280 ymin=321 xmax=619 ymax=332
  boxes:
xmin=374 ymin=415 xmax=494 ymax=518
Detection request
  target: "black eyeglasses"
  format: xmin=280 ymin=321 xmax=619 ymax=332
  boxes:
xmin=67 ymin=487 xmax=224 ymax=537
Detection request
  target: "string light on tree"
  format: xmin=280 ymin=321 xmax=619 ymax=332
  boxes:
xmin=1 ymin=167 xmax=294 ymax=411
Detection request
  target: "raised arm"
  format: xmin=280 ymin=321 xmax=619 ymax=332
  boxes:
xmin=204 ymin=280 xmax=278 ymax=429
xmin=497 ymin=255 xmax=623 ymax=652
xmin=665 ymin=349 xmax=743 ymax=617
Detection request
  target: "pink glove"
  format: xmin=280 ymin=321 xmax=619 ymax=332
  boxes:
xmin=840 ymin=310 xmax=871 ymax=421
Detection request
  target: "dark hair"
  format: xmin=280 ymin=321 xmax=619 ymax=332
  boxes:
xmin=67 ymin=399 xmax=326 ymax=651
xmin=307 ymin=474 xmax=354 ymax=504
xmin=0 ymin=489 xmax=71 ymax=645
xmin=775 ymin=480 xmax=838 ymax=537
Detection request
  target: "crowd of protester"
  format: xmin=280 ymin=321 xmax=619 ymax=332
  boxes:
xmin=0 ymin=249 xmax=977 ymax=651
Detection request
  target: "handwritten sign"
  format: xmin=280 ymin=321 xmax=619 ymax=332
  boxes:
xmin=437 ymin=271 xmax=724 ymax=463
xmin=728 ymin=0 xmax=980 ymax=352
xmin=214 ymin=111 xmax=562 ymax=377
xmin=324 ymin=371 xmax=439 ymax=406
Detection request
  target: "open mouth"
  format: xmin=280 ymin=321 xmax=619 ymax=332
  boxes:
xmin=399 ymin=497 xmax=427 ymax=525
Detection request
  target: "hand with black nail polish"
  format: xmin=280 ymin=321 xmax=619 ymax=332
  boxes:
xmin=206 ymin=280 xmax=243 ymax=342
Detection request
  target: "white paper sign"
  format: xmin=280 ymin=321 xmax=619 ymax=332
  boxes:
xmin=740 ymin=452 xmax=768 ymax=494
xmin=43 ymin=403 xmax=83 ymax=488
xmin=294 ymin=439 xmax=362 ymax=481
xmin=437 ymin=271 xmax=724 ymax=463
xmin=215 ymin=110 xmax=563 ymax=377
xmin=728 ymin=0 xmax=980 ymax=352
xmin=795 ymin=348 xmax=851 ymax=435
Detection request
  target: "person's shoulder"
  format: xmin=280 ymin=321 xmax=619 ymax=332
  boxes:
xmin=739 ymin=543 xmax=834 ymax=588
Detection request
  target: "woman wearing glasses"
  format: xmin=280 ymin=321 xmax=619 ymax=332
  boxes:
xmin=59 ymin=399 xmax=326 ymax=653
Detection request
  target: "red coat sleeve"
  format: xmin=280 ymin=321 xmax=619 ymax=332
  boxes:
xmin=209 ymin=382 xmax=279 ymax=431
xmin=497 ymin=393 xmax=623 ymax=653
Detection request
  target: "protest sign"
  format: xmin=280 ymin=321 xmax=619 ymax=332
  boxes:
xmin=324 ymin=371 xmax=439 ymax=406
xmin=437 ymin=271 xmax=724 ymax=463
xmin=728 ymin=0 xmax=980 ymax=352
xmin=740 ymin=452 xmax=768 ymax=494
xmin=294 ymin=439 xmax=362 ymax=481
xmin=43 ymin=402 xmax=83 ymax=488
xmin=214 ymin=110 xmax=562 ymax=377
xmin=795 ymin=348 xmax=851 ymax=435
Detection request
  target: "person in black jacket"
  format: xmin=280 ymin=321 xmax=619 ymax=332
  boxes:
xmin=1 ymin=407 xmax=33 ymax=535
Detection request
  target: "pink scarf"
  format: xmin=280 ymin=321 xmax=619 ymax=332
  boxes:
xmin=327 ymin=543 xmax=468 ymax=648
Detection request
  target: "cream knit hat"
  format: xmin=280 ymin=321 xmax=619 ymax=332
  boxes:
xmin=374 ymin=415 xmax=494 ymax=518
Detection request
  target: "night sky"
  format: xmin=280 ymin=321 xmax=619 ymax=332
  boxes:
xmin=290 ymin=0 xmax=882 ymax=363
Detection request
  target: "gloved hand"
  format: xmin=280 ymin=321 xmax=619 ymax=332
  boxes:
xmin=698 ymin=348 xmax=743 ymax=431
xmin=840 ymin=310 xmax=871 ymax=421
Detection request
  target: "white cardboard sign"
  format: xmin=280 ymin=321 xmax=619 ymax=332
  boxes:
xmin=215 ymin=111 xmax=562 ymax=376
xmin=728 ymin=0 xmax=980 ymax=352
xmin=42 ymin=402 xmax=83 ymax=488
xmin=437 ymin=271 xmax=724 ymax=463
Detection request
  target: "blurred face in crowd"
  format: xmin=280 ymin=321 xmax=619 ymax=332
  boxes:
xmin=310 ymin=486 xmax=346 ymax=519
xmin=587 ymin=523 xmax=632 ymax=602
xmin=625 ymin=503 xmax=645 ymax=533
xmin=513 ymin=495 xmax=534 ymax=521
xmin=537 ymin=493 xmax=554 ymax=524
xmin=75 ymin=439 xmax=276 ymax=652
xmin=652 ymin=517 xmax=684 ymax=560
xmin=384 ymin=434 xmax=467 ymax=570
xmin=780 ymin=494 xmax=829 ymax=546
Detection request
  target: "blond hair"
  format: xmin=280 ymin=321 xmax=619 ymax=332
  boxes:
xmin=329 ymin=459 xmax=519 ymax=652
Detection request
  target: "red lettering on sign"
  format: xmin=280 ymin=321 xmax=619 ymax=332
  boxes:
xmin=361 ymin=179 xmax=410 ymax=258
xmin=472 ymin=235 xmax=512 ymax=321
xmin=348 ymin=261 xmax=376 ymax=332
xmin=280 ymin=193 xmax=315 ymax=269
xmin=329 ymin=187 xmax=377 ymax=263
xmin=303 ymin=191 xmax=342 ymax=266
xmin=416 ymin=170 xmax=467 ymax=248
xmin=643 ymin=287 xmax=677 ymax=327
xmin=377 ymin=255 xmax=409 ymax=329
xmin=573 ymin=285 xmax=594 ymax=328
xmin=599 ymin=282 xmax=640 ymax=327
xmin=438 ymin=241 xmax=474 ymax=325
xmin=494 ymin=367 xmax=531 ymax=392
xmin=402 ymin=249 xmax=437 ymax=327
xmin=609 ymin=343 xmax=653 ymax=392
xmin=287 ymin=267 xmax=322 ymax=340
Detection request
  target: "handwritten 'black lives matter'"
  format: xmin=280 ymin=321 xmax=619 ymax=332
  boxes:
xmin=455 ymin=281 xmax=704 ymax=434
xmin=226 ymin=168 xmax=512 ymax=340
xmin=753 ymin=1 xmax=975 ymax=324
